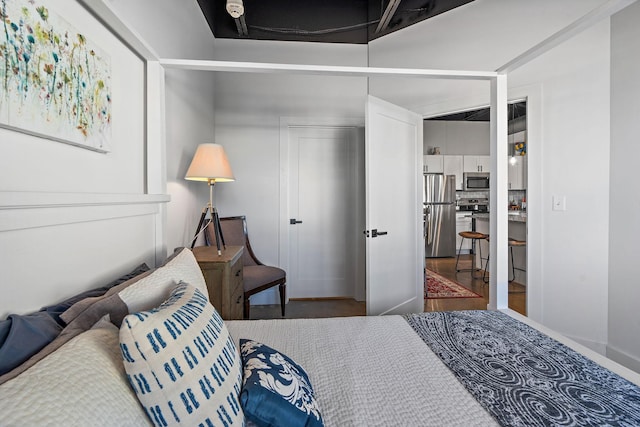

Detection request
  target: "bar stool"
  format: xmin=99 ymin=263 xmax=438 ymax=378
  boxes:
xmin=455 ymin=231 xmax=488 ymax=278
xmin=482 ymin=237 xmax=527 ymax=283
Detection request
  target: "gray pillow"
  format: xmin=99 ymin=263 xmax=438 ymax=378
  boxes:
xmin=45 ymin=263 xmax=150 ymax=325
xmin=0 ymin=312 xmax=63 ymax=376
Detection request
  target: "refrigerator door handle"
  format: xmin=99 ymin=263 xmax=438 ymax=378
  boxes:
xmin=425 ymin=208 xmax=432 ymax=244
xmin=423 ymin=213 xmax=427 ymax=238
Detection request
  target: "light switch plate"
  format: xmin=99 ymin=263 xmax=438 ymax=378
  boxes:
xmin=552 ymin=195 xmax=566 ymax=211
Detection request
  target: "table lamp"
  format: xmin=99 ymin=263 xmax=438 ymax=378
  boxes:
xmin=185 ymin=143 xmax=235 ymax=255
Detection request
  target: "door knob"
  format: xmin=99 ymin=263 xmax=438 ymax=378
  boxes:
xmin=289 ymin=218 xmax=303 ymax=225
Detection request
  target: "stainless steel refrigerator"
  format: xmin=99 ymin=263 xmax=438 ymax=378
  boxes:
xmin=424 ymin=174 xmax=456 ymax=258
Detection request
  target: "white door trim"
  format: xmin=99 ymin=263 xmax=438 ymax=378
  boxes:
xmin=279 ymin=117 xmax=365 ymax=303
xmin=509 ymin=83 xmax=543 ymax=322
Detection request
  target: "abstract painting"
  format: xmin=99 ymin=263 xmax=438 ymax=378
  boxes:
xmin=0 ymin=0 xmax=112 ymax=151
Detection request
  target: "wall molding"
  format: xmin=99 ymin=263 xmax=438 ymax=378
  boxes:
xmin=0 ymin=191 xmax=169 ymax=209
xmin=0 ymin=192 xmax=170 ymax=232
xmin=607 ymin=344 xmax=640 ymax=375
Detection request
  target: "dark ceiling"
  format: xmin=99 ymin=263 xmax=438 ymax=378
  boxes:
xmin=197 ymin=0 xmax=475 ymax=44
xmin=428 ymin=102 xmax=527 ymax=121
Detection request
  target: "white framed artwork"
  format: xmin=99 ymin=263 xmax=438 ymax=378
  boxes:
xmin=0 ymin=0 xmax=112 ymax=152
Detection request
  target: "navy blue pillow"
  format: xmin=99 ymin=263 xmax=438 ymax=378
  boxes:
xmin=0 ymin=311 xmax=62 ymax=376
xmin=239 ymin=339 xmax=323 ymax=427
xmin=41 ymin=263 xmax=150 ymax=325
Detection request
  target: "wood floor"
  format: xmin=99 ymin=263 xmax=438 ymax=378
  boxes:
xmin=250 ymin=254 xmax=526 ymax=320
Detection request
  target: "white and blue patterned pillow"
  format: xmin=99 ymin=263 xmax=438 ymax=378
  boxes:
xmin=119 ymin=282 xmax=244 ymax=426
xmin=239 ymin=339 xmax=323 ymax=427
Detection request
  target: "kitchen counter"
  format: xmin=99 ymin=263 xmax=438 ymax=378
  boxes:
xmin=472 ymin=211 xmax=527 ymax=223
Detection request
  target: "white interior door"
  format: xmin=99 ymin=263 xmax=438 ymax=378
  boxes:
xmin=288 ymin=126 xmax=364 ymax=298
xmin=366 ymin=95 xmax=424 ymax=315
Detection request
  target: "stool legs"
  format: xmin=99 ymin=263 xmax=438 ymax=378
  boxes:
xmin=475 ymin=240 xmax=482 ymax=278
xmin=456 ymin=236 xmax=483 ymax=279
xmin=483 ymin=252 xmax=489 ymax=283
xmin=510 ymin=246 xmax=516 ymax=282
xmin=454 ymin=237 xmax=465 ymax=272
xmin=484 ymin=244 xmax=519 ymax=283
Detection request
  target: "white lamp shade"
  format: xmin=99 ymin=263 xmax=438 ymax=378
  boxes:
xmin=185 ymin=143 xmax=235 ymax=182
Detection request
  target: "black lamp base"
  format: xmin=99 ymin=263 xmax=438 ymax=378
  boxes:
xmin=190 ymin=204 xmax=226 ymax=255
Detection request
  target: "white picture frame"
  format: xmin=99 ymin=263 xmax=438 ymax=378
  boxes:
xmin=0 ymin=0 xmax=112 ymax=152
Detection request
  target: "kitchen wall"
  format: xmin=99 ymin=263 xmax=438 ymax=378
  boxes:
xmin=608 ymin=1 xmax=640 ymax=372
xmin=423 ymin=121 xmax=490 ymax=155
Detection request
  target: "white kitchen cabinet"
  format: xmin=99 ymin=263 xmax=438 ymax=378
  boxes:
xmin=508 ymin=155 xmax=527 ymax=190
xmin=477 ymin=155 xmax=491 ymax=172
xmin=423 ymin=155 xmax=443 ymax=173
xmin=443 ymin=155 xmax=463 ymax=190
xmin=463 ymin=155 xmax=490 ymax=172
xmin=455 ymin=212 xmax=473 ymax=253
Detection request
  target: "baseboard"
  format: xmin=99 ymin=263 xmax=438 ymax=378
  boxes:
xmin=607 ymin=345 xmax=640 ymax=374
xmin=251 ymin=292 xmax=357 ymax=305
xmin=565 ymin=334 xmax=607 ymax=356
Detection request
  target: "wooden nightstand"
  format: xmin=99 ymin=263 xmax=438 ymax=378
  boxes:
xmin=192 ymin=245 xmax=244 ymax=320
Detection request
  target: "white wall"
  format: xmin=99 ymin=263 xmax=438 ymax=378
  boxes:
xmin=164 ymin=70 xmax=216 ymax=253
xmin=0 ymin=0 xmax=157 ymax=318
xmin=508 ymin=22 xmax=612 ymax=352
xmin=423 ymin=120 xmax=490 ymax=155
xmin=107 ymin=0 xmax=218 ymax=255
xmin=608 ymin=1 xmax=640 ymax=371
xmin=106 ymin=0 xmax=214 ymax=60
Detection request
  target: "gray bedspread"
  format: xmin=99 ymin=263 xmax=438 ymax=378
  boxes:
xmin=405 ymin=310 xmax=640 ymax=427
xmin=228 ymin=315 xmax=498 ymax=426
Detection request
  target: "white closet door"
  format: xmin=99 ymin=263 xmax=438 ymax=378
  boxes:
xmin=288 ymin=126 xmax=359 ymax=298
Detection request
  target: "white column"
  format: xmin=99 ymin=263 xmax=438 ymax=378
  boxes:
xmin=489 ymin=74 xmax=509 ymax=310
xmin=146 ymin=61 xmax=168 ymax=264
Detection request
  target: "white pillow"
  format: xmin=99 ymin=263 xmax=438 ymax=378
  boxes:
xmin=0 ymin=317 xmax=151 ymax=426
xmin=119 ymin=282 xmax=244 ymax=426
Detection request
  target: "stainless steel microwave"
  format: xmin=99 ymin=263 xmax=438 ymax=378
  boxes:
xmin=463 ymin=172 xmax=490 ymax=190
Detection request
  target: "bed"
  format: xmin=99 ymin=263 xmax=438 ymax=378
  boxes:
xmin=1 ymin=247 xmax=639 ymax=427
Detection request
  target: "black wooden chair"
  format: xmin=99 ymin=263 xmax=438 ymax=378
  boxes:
xmin=207 ymin=216 xmax=286 ymax=319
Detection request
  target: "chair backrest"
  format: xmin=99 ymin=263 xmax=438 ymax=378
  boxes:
xmin=207 ymin=216 xmax=258 ymax=266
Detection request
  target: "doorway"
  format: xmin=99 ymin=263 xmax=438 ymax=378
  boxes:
xmin=423 ymin=100 xmax=528 ymax=314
